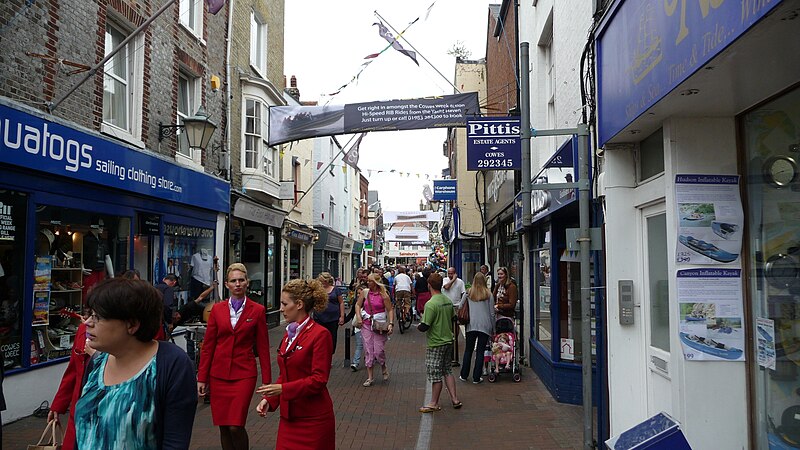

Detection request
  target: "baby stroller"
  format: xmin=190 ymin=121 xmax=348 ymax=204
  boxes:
xmin=487 ymin=317 xmax=521 ymax=383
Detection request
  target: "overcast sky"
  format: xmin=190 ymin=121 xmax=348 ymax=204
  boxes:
xmin=284 ymin=0 xmax=492 ymax=211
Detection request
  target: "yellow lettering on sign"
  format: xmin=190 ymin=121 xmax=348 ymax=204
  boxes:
xmin=664 ymin=0 xmax=725 ymax=45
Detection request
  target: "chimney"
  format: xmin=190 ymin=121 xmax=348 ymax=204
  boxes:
xmin=286 ymin=75 xmax=300 ymax=101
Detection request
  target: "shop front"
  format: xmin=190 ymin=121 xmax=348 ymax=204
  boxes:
xmin=231 ymin=195 xmax=285 ymax=327
xmin=313 ymin=226 xmax=344 ymax=278
xmin=596 ymin=1 xmax=798 ymax=448
xmin=352 ymin=241 xmax=364 ymax=277
xmin=281 ymin=221 xmax=315 ymax=284
xmin=341 ymin=238 xmax=354 ymax=284
xmin=446 ymin=207 xmax=484 ymax=286
xmin=0 ymin=100 xmax=229 ymax=421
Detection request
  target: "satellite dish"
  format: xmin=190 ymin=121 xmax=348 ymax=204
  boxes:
xmin=422 ymin=184 xmax=433 ymax=201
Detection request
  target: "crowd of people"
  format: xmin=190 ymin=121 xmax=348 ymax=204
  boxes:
xmin=39 ymin=260 xmax=517 ymax=449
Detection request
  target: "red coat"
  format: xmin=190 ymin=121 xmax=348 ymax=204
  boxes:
xmin=51 ymin=323 xmax=89 ymax=450
xmin=197 ymin=299 xmax=271 ymax=383
xmin=266 ymin=319 xmax=334 ymax=449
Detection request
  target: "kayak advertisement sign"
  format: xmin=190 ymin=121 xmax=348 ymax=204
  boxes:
xmin=675 ymin=175 xmax=743 ymax=265
xmin=677 ymin=269 xmax=745 ymax=362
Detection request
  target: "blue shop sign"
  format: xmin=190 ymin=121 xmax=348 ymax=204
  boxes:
xmin=433 ymin=179 xmax=457 ymax=201
xmin=0 ymin=103 xmax=230 ymax=212
xmin=466 ymin=117 xmax=521 ymax=171
xmin=595 ymin=0 xmax=782 ymax=145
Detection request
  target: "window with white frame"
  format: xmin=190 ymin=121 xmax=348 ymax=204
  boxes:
xmin=250 ymin=11 xmax=267 ymax=76
xmin=244 ymin=98 xmax=262 ymax=171
xmin=177 ymin=72 xmax=200 ymax=159
xmin=263 ymin=145 xmax=276 ymax=177
xmin=103 ymin=21 xmax=143 ymax=140
xmin=180 ymin=0 xmax=203 ymax=37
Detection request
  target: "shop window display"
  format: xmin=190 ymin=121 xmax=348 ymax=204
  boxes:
xmin=0 ymin=190 xmax=27 ymax=370
xmin=164 ymin=224 xmax=214 ymax=308
xmin=742 ymin=86 xmax=800 ymax=448
xmin=535 ymin=248 xmax=552 ymax=348
xmin=32 ymin=207 xmax=129 ymax=364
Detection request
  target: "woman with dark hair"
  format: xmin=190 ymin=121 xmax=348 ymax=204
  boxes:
xmin=314 ymin=272 xmax=344 ymax=354
xmin=257 ymin=278 xmax=335 ymax=450
xmin=74 ymin=278 xmax=196 ymax=449
xmin=493 ymin=266 xmax=518 ymax=319
xmin=198 ymin=263 xmax=271 ymax=450
xmin=414 ymin=268 xmax=432 ymax=316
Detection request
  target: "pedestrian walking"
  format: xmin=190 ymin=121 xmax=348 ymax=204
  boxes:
xmin=257 ymin=278 xmax=335 ymax=450
xmin=75 ymin=278 xmax=197 ymax=449
xmin=197 ymin=263 xmax=271 ymax=450
xmin=493 ymin=267 xmax=518 ymax=319
xmin=314 ymin=272 xmax=345 ymax=354
xmin=458 ymin=272 xmax=495 ymax=384
xmin=443 ymin=267 xmax=466 ymax=364
xmin=414 ymin=267 xmax=432 ymax=316
xmin=417 ymin=272 xmax=462 ymax=412
xmin=354 ymin=273 xmax=394 ymax=386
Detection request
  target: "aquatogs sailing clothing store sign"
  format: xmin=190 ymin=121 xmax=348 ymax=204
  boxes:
xmin=0 ymin=103 xmax=230 ymax=212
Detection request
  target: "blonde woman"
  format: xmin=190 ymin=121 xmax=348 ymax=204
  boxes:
xmin=458 ymin=272 xmax=495 ymax=384
xmin=314 ymin=272 xmax=345 ymax=354
xmin=355 ymin=273 xmax=394 ymax=386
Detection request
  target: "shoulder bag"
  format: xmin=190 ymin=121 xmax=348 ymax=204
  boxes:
xmin=457 ymin=293 xmax=470 ymax=325
xmin=366 ymin=291 xmax=390 ymax=334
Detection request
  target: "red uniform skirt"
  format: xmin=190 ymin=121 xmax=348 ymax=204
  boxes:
xmin=277 ymin=411 xmax=335 ymax=450
xmin=209 ymin=376 xmax=257 ymax=426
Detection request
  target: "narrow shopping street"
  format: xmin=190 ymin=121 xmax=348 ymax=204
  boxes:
xmin=4 ymin=321 xmax=583 ymax=449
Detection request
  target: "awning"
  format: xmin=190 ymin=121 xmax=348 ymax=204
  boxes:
xmin=233 ymin=197 xmax=285 ymax=228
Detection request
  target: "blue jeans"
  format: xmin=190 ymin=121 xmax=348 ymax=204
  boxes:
xmin=352 ymin=330 xmax=363 ymax=367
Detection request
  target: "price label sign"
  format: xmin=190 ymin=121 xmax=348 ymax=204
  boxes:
xmin=466 ymin=117 xmax=521 ymax=171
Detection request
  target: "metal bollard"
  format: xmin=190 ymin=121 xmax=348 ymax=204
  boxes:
xmin=344 ymin=327 xmax=351 ymax=367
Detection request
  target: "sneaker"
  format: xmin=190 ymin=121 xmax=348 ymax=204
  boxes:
xmin=350 ymin=364 xmax=358 ymax=372
xmin=473 ymin=378 xmax=484 ymax=384
xmin=458 ymin=376 xmax=468 ymax=382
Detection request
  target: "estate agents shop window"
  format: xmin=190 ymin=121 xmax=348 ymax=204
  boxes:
xmin=0 ymin=190 xmax=27 ymax=370
xmin=164 ymin=224 xmax=214 ymax=308
xmin=32 ymin=206 xmax=130 ymax=366
xmin=742 ymin=86 xmax=800 ymax=449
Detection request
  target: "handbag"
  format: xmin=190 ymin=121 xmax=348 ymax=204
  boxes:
xmin=457 ymin=294 xmax=471 ymax=325
xmin=28 ymin=419 xmax=63 ymax=450
xmin=366 ymin=290 xmax=390 ymax=334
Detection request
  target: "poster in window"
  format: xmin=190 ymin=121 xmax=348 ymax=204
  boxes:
xmin=32 ymin=291 xmax=49 ymax=325
xmin=34 ymin=256 xmax=52 ymax=291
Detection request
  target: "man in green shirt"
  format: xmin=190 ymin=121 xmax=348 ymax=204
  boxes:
xmin=417 ymin=272 xmax=462 ymax=412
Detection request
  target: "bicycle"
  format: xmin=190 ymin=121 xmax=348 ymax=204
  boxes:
xmin=394 ymin=292 xmax=413 ymax=333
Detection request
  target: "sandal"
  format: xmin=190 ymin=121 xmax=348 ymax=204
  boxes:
xmin=382 ymin=368 xmax=390 ymax=381
xmin=419 ymin=405 xmax=442 ymax=413
xmin=452 ymin=401 xmax=463 ymax=409
xmin=362 ymin=379 xmax=374 ymax=387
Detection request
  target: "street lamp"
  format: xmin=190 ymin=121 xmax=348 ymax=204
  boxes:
xmin=159 ymin=105 xmax=218 ymax=150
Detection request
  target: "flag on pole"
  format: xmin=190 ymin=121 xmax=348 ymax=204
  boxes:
xmin=373 ymin=22 xmax=419 ymax=66
xmin=206 ymin=0 xmax=225 ymax=15
xmin=343 ymin=133 xmax=365 ymax=168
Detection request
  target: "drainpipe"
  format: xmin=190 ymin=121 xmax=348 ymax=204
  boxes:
xmin=224 ymin=0 xmax=235 ymax=276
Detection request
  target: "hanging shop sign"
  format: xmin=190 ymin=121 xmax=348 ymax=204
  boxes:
xmin=268 ymin=92 xmax=480 ymax=145
xmin=595 ymin=0 xmax=783 ymax=145
xmin=466 ymin=117 xmax=521 ymax=170
xmin=433 ymin=179 xmax=457 ymax=201
xmin=0 ymin=103 xmax=230 ymax=212
xmin=364 ymin=239 xmax=373 ymax=250
xmin=138 ymin=213 xmax=161 ymax=235
xmin=352 ymin=241 xmax=364 ymax=254
xmin=342 ymin=238 xmax=354 ymax=253
xmin=233 ymin=197 xmax=286 ymax=229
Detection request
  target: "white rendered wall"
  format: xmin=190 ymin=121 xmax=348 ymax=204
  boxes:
xmin=604 ymin=117 xmax=747 ymax=450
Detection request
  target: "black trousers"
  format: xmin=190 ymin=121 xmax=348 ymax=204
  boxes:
xmin=320 ymin=320 xmax=339 ymax=355
xmin=460 ymin=331 xmax=490 ymax=382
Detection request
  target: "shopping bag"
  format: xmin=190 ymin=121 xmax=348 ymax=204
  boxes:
xmin=27 ymin=419 xmax=63 ymax=450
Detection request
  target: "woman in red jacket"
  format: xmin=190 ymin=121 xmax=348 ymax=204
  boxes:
xmin=197 ymin=263 xmax=271 ymax=450
xmin=47 ymin=321 xmax=93 ymax=450
xmin=256 ymin=279 xmax=334 ymax=450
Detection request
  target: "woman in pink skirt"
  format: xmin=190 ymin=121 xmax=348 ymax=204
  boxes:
xmin=354 ymin=274 xmax=394 ymax=386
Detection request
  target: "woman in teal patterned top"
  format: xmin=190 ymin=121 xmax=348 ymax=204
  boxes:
xmin=74 ymin=278 xmax=197 ymax=449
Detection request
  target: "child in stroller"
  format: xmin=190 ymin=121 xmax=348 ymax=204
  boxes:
xmin=487 ymin=317 xmax=521 ymax=382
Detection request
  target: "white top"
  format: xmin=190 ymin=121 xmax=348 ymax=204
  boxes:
xmin=394 ymin=273 xmax=412 ymax=292
xmin=228 ymin=298 xmax=246 ymax=328
xmin=190 ymin=251 xmax=213 ymax=285
xmin=443 ymin=277 xmax=465 ymax=305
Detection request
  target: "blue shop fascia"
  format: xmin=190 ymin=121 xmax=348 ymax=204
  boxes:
xmin=0 ymin=99 xmax=230 ymax=375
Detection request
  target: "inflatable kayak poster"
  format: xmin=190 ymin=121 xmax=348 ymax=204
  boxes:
xmin=675 ymin=175 xmax=743 ymax=265
xmin=677 ymin=269 xmax=745 ymax=361
xmin=756 ymin=318 xmax=776 ymax=370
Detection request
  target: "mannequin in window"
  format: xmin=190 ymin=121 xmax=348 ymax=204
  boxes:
xmin=82 ymin=219 xmax=109 ymax=300
xmin=189 ymin=248 xmax=214 ymax=300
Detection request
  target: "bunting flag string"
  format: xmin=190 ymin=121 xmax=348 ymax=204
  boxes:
xmin=323 ymin=1 xmax=439 ymax=102
xmin=314 ymin=161 xmax=442 ymax=179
